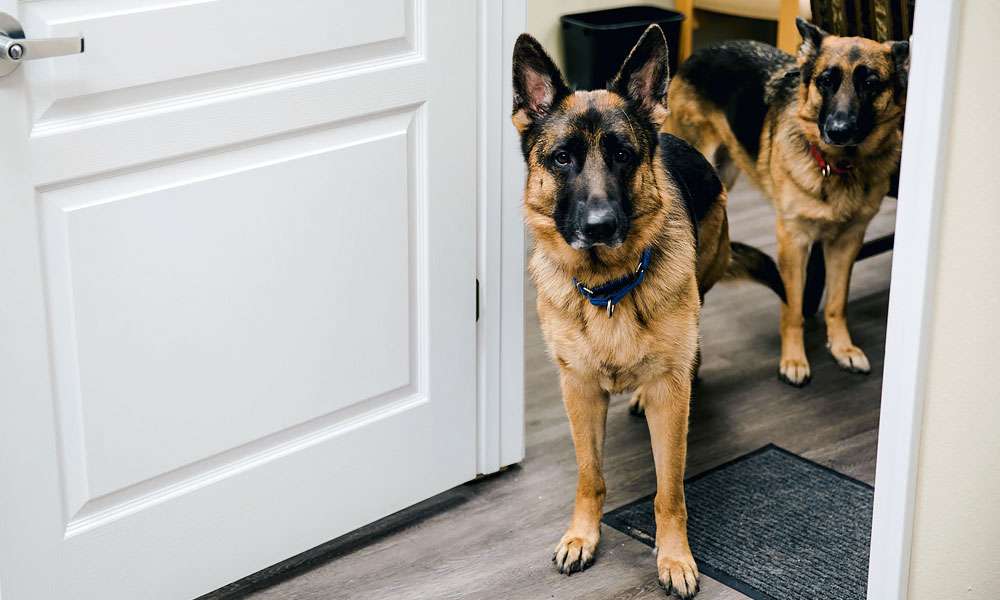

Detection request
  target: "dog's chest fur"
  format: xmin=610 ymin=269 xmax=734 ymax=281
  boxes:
xmin=532 ymin=264 xmax=699 ymax=394
xmin=759 ymin=130 xmax=897 ymax=240
xmin=559 ymin=309 xmax=659 ymax=393
xmin=781 ymin=164 xmax=887 ymax=230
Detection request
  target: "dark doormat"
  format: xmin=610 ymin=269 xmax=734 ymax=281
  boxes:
xmin=603 ymin=445 xmax=873 ymax=600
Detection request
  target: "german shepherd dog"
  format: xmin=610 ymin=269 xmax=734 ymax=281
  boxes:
xmin=666 ymin=18 xmax=909 ymax=386
xmin=512 ymin=27 xmax=783 ymax=597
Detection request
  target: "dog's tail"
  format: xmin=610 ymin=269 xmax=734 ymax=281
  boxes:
xmin=725 ymin=242 xmax=786 ymax=302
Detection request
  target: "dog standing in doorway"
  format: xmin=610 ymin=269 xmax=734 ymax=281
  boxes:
xmin=666 ymin=18 xmax=909 ymax=386
xmin=512 ymin=26 xmax=783 ymax=597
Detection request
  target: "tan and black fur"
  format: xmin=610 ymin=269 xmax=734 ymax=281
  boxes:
xmin=512 ymin=27 xmax=783 ymax=597
xmin=666 ymin=18 xmax=909 ymax=386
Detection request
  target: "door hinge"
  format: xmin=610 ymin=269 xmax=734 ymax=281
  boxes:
xmin=475 ymin=278 xmax=480 ymax=322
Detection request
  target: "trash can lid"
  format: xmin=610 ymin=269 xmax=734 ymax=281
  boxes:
xmin=560 ymin=6 xmax=685 ymax=30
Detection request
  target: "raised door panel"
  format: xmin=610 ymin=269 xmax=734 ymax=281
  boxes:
xmin=22 ymin=0 xmax=414 ymax=116
xmin=40 ymin=110 xmax=421 ymax=526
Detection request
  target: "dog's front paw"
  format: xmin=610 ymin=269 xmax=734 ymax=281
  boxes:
xmin=828 ymin=343 xmax=871 ymax=374
xmin=778 ymin=356 xmax=811 ymax=387
xmin=657 ymin=550 xmax=700 ymax=598
xmin=553 ymin=531 xmax=598 ymax=574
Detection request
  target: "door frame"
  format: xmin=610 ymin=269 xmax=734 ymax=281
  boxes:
xmin=484 ymin=0 xmax=963 ymax=597
xmin=477 ymin=0 xmax=527 ymax=474
xmin=866 ymin=2 xmax=960 ymax=598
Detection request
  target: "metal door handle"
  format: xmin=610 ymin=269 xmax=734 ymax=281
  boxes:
xmin=3 ymin=35 xmax=83 ymax=61
xmin=0 ymin=11 xmax=84 ymax=78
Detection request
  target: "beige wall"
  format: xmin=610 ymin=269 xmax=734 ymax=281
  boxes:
xmin=907 ymin=2 xmax=1000 ymax=599
xmin=526 ymin=0 xmax=677 ymax=69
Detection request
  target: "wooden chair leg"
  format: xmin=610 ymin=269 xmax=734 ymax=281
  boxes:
xmin=857 ymin=233 xmax=895 ymax=260
xmin=777 ymin=0 xmax=800 ymax=54
xmin=676 ymin=0 xmax=694 ymax=61
xmin=802 ymin=242 xmax=825 ymax=317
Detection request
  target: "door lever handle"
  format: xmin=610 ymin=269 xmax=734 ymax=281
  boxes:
xmin=2 ymin=34 xmax=84 ymax=62
xmin=0 ymin=10 xmax=84 ymax=78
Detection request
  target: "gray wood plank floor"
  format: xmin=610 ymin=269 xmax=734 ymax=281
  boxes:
xmin=240 ymin=179 xmax=895 ymax=600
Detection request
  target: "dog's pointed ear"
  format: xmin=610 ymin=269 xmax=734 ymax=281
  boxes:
xmin=887 ymin=39 xmax=910 ymax=102
xmin=796 ymin=17 xmax=827 ymax=59
xmin=610 ymin=25 xmax=670 ymax=112
xmin=512 ymin=34 xmax=569 ymax=131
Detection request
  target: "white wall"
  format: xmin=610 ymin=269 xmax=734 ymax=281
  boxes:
xmin=907 ymin=3 xmax=1000 ymax=599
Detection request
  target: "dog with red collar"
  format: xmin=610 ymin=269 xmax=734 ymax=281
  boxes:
xmin=665 ymin=18 xmax=909 ymax=386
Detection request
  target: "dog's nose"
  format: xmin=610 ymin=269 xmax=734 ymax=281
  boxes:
xmin=582 ymin=202 xmax=618 ymax=242
xmin=823 ymin=112 xmax=856 ymax=145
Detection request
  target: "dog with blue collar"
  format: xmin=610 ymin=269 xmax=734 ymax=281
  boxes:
xmin=513 ymin=26 xmax=785 ymax=597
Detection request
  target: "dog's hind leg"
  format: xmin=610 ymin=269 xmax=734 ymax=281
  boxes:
xmin=553 ymin=370 xmax=609 ymax=574
xmin=642 ymin=371 xmax=700 ymax=598
xmin=712 ymin=145 xmax=740 ymax=190
xmin=628 ymin=389 xmax=646 ymax=417
xmin=692 ymin=343 xmax=702 ymax=384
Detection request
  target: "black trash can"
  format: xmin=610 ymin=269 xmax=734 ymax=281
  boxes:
xmin=561 ymin=6 xmax=684 ymax=91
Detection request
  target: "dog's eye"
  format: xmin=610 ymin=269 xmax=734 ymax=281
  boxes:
xmin=553 ymin=151 xmax=571 ymax=166
xmin=613 ymin=149 xmax=632 ymax=164
xmin=863 ymin=76 xmax=882 ymax=90
xmin=815 ymin=68 xmax=840 ymax=90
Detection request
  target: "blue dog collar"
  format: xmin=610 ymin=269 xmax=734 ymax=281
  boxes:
xmin=572 ymin=248 xmax=653 ymax=318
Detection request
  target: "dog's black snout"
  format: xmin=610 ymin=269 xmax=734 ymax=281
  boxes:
xmin=823 ymin=112 xmax=856 ymax=146
xmin=582 ymin=201 xmax=618 ymax=242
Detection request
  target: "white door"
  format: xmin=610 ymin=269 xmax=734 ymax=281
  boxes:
xmin=0 ymin=1 xmax=477 ymax=598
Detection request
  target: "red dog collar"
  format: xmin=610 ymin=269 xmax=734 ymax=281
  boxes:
xmin=809 ymin=144 xmax=853 ymax=177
